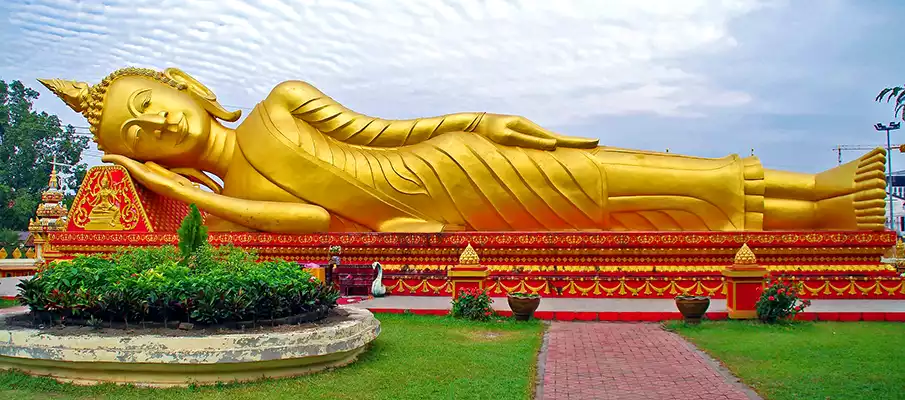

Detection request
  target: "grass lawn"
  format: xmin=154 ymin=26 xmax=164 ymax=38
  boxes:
xmin=0 ymin=313 xmax=544 ymax=400
xmin=668 ymin=321 xmax=905 ymax=400
xmin=0 ymin=299 xmax=18 ymax=308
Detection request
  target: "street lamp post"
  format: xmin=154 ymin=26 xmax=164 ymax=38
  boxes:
xmin=875 ymin=122 xmax=902 ymax=231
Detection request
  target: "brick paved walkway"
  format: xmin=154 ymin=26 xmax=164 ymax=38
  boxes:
xmin=540 ymin=322 xmax=759 ymax=400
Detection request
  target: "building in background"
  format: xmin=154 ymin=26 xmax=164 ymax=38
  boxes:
xmin=889 ymin=169 xmax=905 ymax=236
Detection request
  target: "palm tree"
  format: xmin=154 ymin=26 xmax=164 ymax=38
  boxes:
xmin=876 ymin=85 xmax=905 ymax=120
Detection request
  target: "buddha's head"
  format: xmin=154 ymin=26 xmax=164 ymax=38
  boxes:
xmin=38 ymin=67 xmax=240 ymax=167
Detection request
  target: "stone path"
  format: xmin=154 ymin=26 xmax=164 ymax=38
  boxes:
xmin=538 ymin=322 xmax=760 ymax=400
xmin=0 ymin=276 xmax=25 ymax=297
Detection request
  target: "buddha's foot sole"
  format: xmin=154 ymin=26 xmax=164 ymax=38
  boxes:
xmin=854 ymin=147 xmax=887 ymax=230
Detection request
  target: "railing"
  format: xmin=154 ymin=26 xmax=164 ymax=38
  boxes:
xmin=0 ymin=247 xmax=38 ymax=277
xmin=0 ymin=247 xmax=35 ymax=260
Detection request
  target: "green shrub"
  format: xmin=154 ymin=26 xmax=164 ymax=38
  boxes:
xmin=16 ymin=245 xmax=339 ymax=326
xmin=755 ymin=278 xmax=811 ymax=323
xmin=450 ymin=288 xmax=494 ymax=321
xmin=15 ymin=204 xmax=339 ymax=327
xmin=177 ymin=204 xmax=207 ymax=260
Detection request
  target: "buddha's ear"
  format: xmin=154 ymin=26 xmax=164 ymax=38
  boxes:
xmin=163 ymin=68 xmax=241 ymax=122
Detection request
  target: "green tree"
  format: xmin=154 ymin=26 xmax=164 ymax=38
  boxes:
xmin=876 ymin=85 xmax=905 ymax=120
xmin=177 ymin=204 xmax=208 ymax=259
xmin=0 ymin=228 xmax=20 ymax=254
xmin=0 ymin=79 xmax=89 ymax=230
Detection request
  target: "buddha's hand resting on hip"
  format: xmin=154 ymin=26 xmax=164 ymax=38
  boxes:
xmin=475 ymin=114 xmax=599 ymax=151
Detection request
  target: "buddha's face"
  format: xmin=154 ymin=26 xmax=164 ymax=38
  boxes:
xmin=97 ymin=76 xmax=211 ymax=165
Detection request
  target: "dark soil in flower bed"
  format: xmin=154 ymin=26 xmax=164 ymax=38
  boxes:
xmin=2 ymin=306 xmax=350 ymax=337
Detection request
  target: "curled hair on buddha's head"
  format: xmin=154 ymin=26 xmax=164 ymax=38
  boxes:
xmin=38 ymin=66 xmax=241 ymax=139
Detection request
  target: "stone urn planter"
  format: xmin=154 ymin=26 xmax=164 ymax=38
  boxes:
xmin=675 ymin=295 xmax=710 ymax=324
xmin=507 ymin=292 xmax=541 ymax=321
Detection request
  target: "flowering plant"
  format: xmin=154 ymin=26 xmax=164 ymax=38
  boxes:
xmin=451 ymin=287 xmax=495 ymax=321
xmin=755 ymin=278 xmax=811 ymax=323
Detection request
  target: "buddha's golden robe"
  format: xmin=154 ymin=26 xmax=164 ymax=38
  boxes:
xmin=234 ymin=94 xmax=764 ymax=232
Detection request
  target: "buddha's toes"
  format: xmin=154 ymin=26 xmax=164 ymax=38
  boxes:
xmin=853 ymin=147 xmax=888 ymax=230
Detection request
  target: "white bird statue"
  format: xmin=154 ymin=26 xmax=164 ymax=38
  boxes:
xmin=371 ymin=261 xmax=386 ymax=297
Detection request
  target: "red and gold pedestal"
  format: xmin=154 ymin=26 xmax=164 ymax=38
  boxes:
xmin=722 ymin=244 xmax=769 ymax=319
xmin=448 ymin=244 xmax=490 ymax=299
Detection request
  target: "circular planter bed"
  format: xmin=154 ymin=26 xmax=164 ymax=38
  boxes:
xmin=0 ymin=306 xmax=380 ymax=387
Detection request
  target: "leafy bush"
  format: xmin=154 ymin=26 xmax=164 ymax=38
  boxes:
xmin=17 ymin=245 xmax=339 ymax=326
xmin=756 ymin=278 xmax=811 ymax=323
xmin=508 ymin=292 xmax=540 ymax=299
xmin=16 ymin=203 xmax=339 ymax=328
xmin=450 ymin=288 xmax=494 ymax=321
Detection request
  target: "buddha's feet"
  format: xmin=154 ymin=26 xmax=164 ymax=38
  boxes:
xmin=815 ymin=147 xmax=887 ymax=230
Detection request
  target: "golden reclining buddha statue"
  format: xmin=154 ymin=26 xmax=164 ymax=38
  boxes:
xmin=40 ymin=67 xmax=888 ymax=233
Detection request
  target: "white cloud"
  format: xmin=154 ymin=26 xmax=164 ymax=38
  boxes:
xmin=2 ymin=0 xmax=763 ymax=130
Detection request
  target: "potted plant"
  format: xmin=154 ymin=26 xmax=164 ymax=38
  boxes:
xmin=674 ymin=294 xmax=710 ymax=324
xmin=507 ymin=292 xmax=541 ymax=321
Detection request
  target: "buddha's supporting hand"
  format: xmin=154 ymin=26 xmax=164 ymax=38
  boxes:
xmin=102 ymin=155 xmax=331 ymax=233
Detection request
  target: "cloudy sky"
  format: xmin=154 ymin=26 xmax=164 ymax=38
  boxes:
xmin=1 ymin=0 xmax=903 ymax=174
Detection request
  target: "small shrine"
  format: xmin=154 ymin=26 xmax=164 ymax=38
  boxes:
xmin=722 ymin=243 xmax=769 ymax=319
xmin=27 ymin=161 xmax=69 ymax=263
xmin=448 ymin=243 xmax=489 ymax=298
xmin=28 ymin=169 xmax=68 ymax=231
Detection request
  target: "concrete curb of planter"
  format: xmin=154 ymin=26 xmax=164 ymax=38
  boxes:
xmin=0 ymin=306 xmax=380 ymax=387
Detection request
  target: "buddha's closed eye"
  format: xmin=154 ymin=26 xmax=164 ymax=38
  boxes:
xmin=129 ymin=88 xmax=152 ymax=116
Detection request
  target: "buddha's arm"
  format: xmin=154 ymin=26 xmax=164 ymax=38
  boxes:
xmin=102 ymin=155 xmax=331 ymax=233
xmin=266 ymin=81 xmax=483 ymax=147
xmin=166 ymin=185 xmax=331 ymax=234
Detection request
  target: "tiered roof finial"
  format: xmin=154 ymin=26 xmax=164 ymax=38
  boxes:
xmin=28 ymin=155 xmax=69 ymax=233
xmin=734 ymin=243 xmax=757 ymax=265
xmin=48 ymin=155 xmax=59 ymax=191
xmin=459 ymin=243 xmax=480 ymax=265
